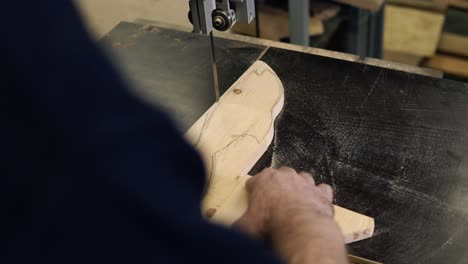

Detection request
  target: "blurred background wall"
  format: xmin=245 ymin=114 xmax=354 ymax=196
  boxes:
xmin=74 ymin=0 xmax=468 ymax=81
xmin=74 ymin=0 xmax=190 ymax=38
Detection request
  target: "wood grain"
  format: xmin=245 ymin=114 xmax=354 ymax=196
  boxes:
xmin=185 ymin=61 xmax=285 ymax=214
xmin=186 ymin=61 xmax=374 ymax=244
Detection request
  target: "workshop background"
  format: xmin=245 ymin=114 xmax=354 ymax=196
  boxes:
xmin=71 ymin=1 xmax=468 ymax=263
xmin=75 ymin=0 xmax=468 ymax=82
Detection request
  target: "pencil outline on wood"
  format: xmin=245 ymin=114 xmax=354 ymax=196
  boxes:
xmin=187 ymin=62 xmax=284 ymax=204
xmin=185 ymin=60 xmax=374 ymax=244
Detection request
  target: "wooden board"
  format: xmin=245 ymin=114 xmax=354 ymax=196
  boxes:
xmin=384 ymin=5 xmax=445 ymax=56
xmin=185 ymin=61 xmax=285 ymax=218
xmin=383 ymin=50 xmax=424 ymax=66
xmin=387 ymin=0 xmax=447 ymax=12
xmin=448 ymin=0 xmax=468 ymax=9
xmin=185 ymin=61 xmax=375 ymax=244
xmin=424 ymin=54 xmax=468 ymax=77
xmin=438 ymin=32 xmax=468 ymax=57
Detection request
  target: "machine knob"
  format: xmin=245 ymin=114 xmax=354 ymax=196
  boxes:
xmin=212 ymin=9 xmax=234 ymax=31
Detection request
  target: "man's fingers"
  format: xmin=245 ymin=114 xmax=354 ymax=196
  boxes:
xmin=248 ymin=167 xmax=277 ymax=192
xmin=318 ymin=183 xmax=333 ymax=202
xmin=299 ymin=172 xmax=315 ymax=184
xmin=279 ymin=166 xmax=296 ymax=174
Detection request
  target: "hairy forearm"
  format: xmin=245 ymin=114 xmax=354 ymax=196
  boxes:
xmin=271 ymin=211 xmax=348 ymax=264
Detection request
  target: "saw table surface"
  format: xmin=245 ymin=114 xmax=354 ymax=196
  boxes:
xmin=101 ymin=21 xmax=468 ymax=264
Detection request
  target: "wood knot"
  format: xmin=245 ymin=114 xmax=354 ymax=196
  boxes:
xmin=205 ymin=208 xmax=217 ymax=218
xmin=233 ymin=89 xmax=242 ymax=94
xmin=353 ymin=232 xmax=360 ymax=240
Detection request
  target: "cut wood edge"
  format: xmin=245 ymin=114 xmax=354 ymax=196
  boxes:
xmin=186 ymin=60 xmax=374 ymax=244
xmin=335 ymin=205 xmax=375 ymax=243
xmin=185 ymin=60 xmax=284 ymax=215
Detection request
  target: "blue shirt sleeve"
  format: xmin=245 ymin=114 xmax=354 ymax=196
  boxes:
xmin=1 ymin=1 xmax=283 ymax=263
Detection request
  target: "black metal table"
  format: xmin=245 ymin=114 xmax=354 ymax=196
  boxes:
xmin=101 ymin=21 xmax=468 ymax=264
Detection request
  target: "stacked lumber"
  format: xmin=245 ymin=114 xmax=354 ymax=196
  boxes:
xmin=423 ymin=8 xmax=468 ymax=78
xmin=231 ymin=0 xmax=386 ymax=42
xmin=448 ymin=0 xmax=468 ymax=10
xmin=231 ymin=2 xmax=341 ymax=41
xmin=382 ymin=1 xmax=468 ymax=79
xmin=383 ymin=4 xmax=445 ymax=66
xmin=264 ymin=0 xmax=384 ymax=12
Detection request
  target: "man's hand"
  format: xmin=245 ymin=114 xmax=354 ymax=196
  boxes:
xmin=234 ymin=167 xmax=348 ymax=264
xmin=234 ymin=167 xmax=334 ymax=237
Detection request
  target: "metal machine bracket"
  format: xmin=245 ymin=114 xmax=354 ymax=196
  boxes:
xmin=188 ymin=0 xmax=255 ymax=34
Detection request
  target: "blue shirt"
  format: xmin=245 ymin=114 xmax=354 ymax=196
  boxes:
xmin=2 ymin=1 xmax=282 ymax=263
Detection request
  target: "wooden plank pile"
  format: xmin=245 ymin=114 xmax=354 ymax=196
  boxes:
xmin=231 ymin=0 xmax=385 ymax=43
xmin=383 ymin=0 xmax=468 ymax=79
xmin=424 ymin=7 xmax=468 ymax=78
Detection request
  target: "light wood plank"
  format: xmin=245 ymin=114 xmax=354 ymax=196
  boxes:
xmin=387 ymin=0 xmax=447 ymax=12
xmin=384 ymin=50 xmax=424 ymax=66
xmin=186 ymin=61 xmax=374 ymax=244
xmin=439 ymin=32 xmax=468 ymax=57
xmin=384 ymin=5 xmax=445 ymax=56
xmin=424 ymin=54 xmax=468 ymax=77
xmin=185 ymin=61 xmax=285 ymax=213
